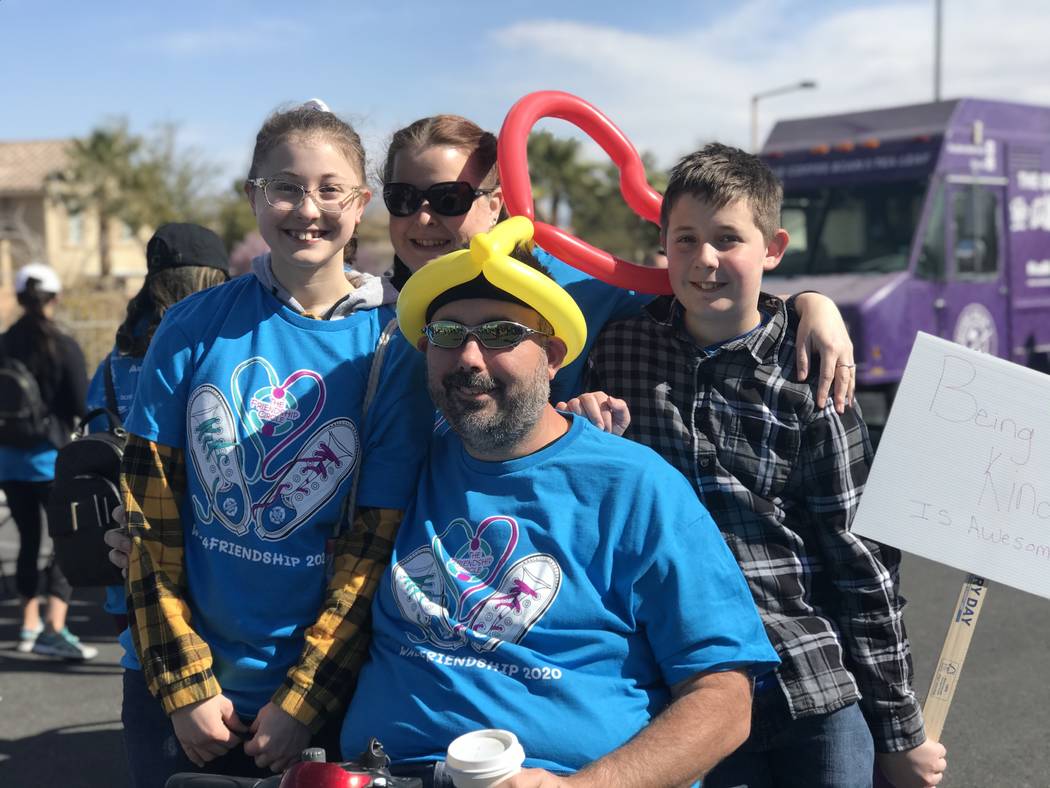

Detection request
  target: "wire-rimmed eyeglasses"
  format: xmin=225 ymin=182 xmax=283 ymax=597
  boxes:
xmin=247 ymin=178 xmax=368 ymax=213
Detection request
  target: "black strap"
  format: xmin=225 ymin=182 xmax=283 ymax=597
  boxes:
xmin=103 ymin=354 xmax=119 ymax=415
xmin=332 ymin=317 xmax=398 ymax=540
xmin=78 ymin=406 xmax=124 ymax=435
xmin=321 ymin=293 xmax=353 ymax=321
xmin=391 ymin=256 xmax=412 ymax=291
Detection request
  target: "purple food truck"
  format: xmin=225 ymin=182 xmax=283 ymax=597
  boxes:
xmin=761 ymin=98 xmax=1050 ymax=436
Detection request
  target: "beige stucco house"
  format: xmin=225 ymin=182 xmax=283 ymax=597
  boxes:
xmin=0 ymin=140 xmax=149 ymax=301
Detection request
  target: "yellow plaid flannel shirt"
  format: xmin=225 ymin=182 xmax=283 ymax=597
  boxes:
xmin=122 ymin=434 xmax=402 ymax=730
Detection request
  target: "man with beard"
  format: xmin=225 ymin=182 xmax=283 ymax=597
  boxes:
xmin=107 ymin=219 xmax=779 ymax=786
xmin=339 ymin=218 xmax=779 ymax=787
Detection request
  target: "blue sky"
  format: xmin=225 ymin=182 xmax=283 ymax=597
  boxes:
xmin=4 ymin=0 xmax=1050 ymax=184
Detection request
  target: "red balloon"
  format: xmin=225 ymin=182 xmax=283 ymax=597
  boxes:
xmin=497 ymin=91 xmax=672 ymax=295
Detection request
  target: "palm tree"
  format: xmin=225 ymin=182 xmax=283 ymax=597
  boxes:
xmin=55 ymin=121 xmax=143 ymax=278
xmin=526 ymin=131 xmax=588 ymax=227
xmin=135 ymin=123 xmax=215 ymax=228
xmin=525 ymin=132 xmax=665 ymax=262
xmin=566 ymin=152 xmax=666 ymax=263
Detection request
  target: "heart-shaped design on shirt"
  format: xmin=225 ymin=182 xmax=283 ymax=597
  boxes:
xmin=498 ymin=90 xmax=672 ymax=295
xmin=432 ymin=515 xmax=520 ymax=618
xmin=231 ymin=359 xmax=327 ymax=482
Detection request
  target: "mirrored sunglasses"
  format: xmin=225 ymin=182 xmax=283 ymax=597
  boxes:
xmin=383 ymin=181 xmax=495 ymax=218
xmin=423 ymin=320 xmax=552 ymax=350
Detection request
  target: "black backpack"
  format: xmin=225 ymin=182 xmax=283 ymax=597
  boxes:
xmin=0 ymin=345 xmax=58 ymax=448
xmin=47 ymin=357 xmax=127 ymax=586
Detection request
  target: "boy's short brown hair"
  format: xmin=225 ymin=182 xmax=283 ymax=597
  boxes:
xmin=661 ymin=143 xmax=783 ymax=242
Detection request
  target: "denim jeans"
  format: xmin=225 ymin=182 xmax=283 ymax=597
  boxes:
xmin=121 ymin=669 xmax=273 ymax=788
xmin=704 ymin=687 xmax=874 ymax=788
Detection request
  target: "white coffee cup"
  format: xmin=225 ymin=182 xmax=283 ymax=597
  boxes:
xmin=445 ymin=728 xmax=526 ymax=788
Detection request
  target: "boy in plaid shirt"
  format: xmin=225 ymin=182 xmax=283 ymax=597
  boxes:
xmin=586 ymin=143 xmax=946 ymax=788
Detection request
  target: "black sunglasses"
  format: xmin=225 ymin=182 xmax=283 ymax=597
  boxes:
xmin=383 ymin=181 xmax=495 ymax=218
xmin=423 ymin=320 xmax=551 ymax=350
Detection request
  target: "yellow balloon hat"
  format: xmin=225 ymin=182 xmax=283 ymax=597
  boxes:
xmin=396 ymin=216 xmax=587 ymax=365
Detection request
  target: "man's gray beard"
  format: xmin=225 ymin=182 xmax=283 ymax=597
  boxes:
xmin=429 ymin=362 xmax=550 ymax=456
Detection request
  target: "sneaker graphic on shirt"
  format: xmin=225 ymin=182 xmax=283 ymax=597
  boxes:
xmin=188 ymin=384 xmax=250 ymax=536
xmin=253 ymin=418 xmax=359 ymax=540
xmin=467 ymin=554 xmax=562 ymax=653
xmin=392 ymin=546 xmax=463 ymax=649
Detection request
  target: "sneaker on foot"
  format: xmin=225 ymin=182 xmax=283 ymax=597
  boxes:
xmin=16 ymin=624 xmax=44 ymax=653
xmin=33 ymin=627 xmax=99 ymax=661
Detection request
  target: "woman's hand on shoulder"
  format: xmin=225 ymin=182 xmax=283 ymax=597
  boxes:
xmin=555 ymin=391 xmax=631 ymax=436
xmin=792 ymin=292 xmax=855 ymax=414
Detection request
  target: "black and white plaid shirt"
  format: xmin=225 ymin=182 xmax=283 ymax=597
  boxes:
xmin=586 ymin=294 xmax=925 ymax=752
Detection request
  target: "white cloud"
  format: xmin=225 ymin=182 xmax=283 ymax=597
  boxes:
xmin=486 ymin=0 xmax=1050 ymax=165
xmin=148 ymin=19 xmax=308 ymax=57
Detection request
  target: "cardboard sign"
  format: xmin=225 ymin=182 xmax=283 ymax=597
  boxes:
xmin=852 ymin=332 xmax=1050 ymax=600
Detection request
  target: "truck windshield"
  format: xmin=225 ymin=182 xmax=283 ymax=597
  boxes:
xmin=778 ymin=179 xmax=928 ymax=276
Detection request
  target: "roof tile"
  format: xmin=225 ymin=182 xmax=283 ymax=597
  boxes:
xmin=0 ymin=140 xmax=71 ymax=194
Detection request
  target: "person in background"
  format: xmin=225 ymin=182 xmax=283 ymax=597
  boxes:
xmin=0 ymin=262 xmax=95 ymax=660
xmin=85 ymin=223 xmax=229 ymax=645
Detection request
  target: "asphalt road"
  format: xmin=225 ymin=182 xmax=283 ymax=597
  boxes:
xmin=1 ymin=513 xmax=1048 ymax=788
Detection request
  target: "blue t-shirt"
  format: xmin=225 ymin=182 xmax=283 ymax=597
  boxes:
xmin=341 ymin=415 xmax=778 ymax=773
xmin=86 ymin=348 xmax=144 ymax=669
xmin=0 ymin=442 xmax=57 ymax=482
xmin=86 ymin=349 xmax=141 ymax=425
xmin=125 ymin=275 xmax=433 ymax=717
xmin=535 ymin=248 xmax=654 ymax=403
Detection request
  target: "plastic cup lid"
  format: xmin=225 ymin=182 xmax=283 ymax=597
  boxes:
xmin=446 ymin=729 xmax=526 ymax=773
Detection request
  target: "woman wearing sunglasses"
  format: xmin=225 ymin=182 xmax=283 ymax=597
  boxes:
xmin=379 ymin=114 xmax=857 ymax=409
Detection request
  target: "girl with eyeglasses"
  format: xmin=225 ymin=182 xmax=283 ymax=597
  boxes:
xmin=379 ymin=114 xmax=857 ymax=410
xmin=119 ymin=102 xmax=433 ymax=788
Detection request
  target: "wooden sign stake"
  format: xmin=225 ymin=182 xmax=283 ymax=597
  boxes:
xmin=922 ymin=574 xmax=989 ymax=741
xmin=875 ymin=574 xmax=989 ymax=787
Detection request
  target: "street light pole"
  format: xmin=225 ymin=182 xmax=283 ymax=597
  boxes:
xmin=934 ymin=0 xmax=943 ymax=101
xmin=750 ymin=80 xmax=817 ymax=152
